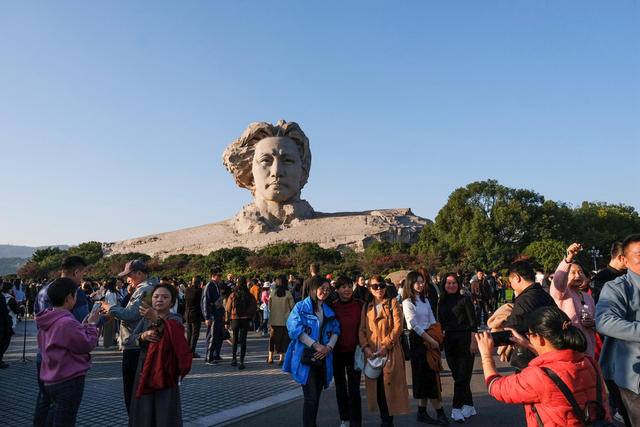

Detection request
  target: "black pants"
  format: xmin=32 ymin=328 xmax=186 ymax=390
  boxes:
xmin=186 ymin=321 xmax=201 ymax=354
xmin=205 ymin=313 xmax=224 ymax=362
xmin=333 ymin=351 xmax=362 ymax=426
xmin=42 ymin=375 xmax=86 ymax=427
xmin=231 ymin=319 xmax=249 ymax=361
xmin=302 ymin=364 xmax=325 ymax=427
xmin=34 ymin=359 xmax=52 ymax=427
xmin=0 ymin=330 xmax=10 ymax=362
xmin=122 ymin=349 xmax=140 ymax=414
xmin=377 ymin=375 xmax=393 ymax=424
xmin=444 ymin=331 xmax=475 ymax=409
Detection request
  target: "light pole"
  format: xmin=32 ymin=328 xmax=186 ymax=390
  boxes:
xmin=588 ymin=246 xmax=601 ymax=271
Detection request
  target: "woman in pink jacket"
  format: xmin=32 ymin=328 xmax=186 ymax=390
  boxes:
xmin=476 ymin=306 xmax=611 ymax=427
xmin=550 ymin=243 xmax=597 ymax=357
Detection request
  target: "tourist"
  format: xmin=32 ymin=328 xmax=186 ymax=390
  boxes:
xmin=35 ymin=278 xmax=101 ymax=427
xmin=259 ymin=282 xmax=271 ymax=336
xmin=330 ymin=275 xmax=364 ymax=427
xmin=359 ymin=274 xmax=410 ymax=426
xmin=184 ymin=276 xmax=204 ymax=358
xmin=202 ymin=269 xmax=225 ymax=364
xmin=101 ymin=259 xmax=157 ymax=414
xmin=267 ymin=276 xmax=294 ymax=365
xmin=127 ymin=283 xmax=192 ymax=427
xmin=249 ymin=279 xmax=262 ymax=330
xmin=438 ymin=273 xmax=478 ymax=423
xmin=549 ymin=243 xmax=597 ymax=357
xmin=418 ymin=267 xmax=440 ymax=315
xmin=0 ymin=281 xmax=12 ymax=369
xmin=102 ymin=279 xmax=119 ymax=348
xmin=478 ymin=306 xmax=611 ymax=426
xmin=352 ymin=275 xmax=369 ymax=302
xmin=302 ymin=262 xmax=320 ymax=299
xmin=226 ymin=277 xmax=257 ymax=369
xmin=402 ymin=271 xmax=447 ymax=425
xmin=2 ymin=281 xmax=20 ymax=331
xmin=501 ymin=258 xmax=557 ymax=371
xmin=291 ymin=278 xmax=303 ymax=303
xmin=597 ymin=233 xmax=640 ymax=426
xmin=283 ymin=276 xmax=340 ymax=427
xmin=590 ymin=241 xmax=626 ymax=304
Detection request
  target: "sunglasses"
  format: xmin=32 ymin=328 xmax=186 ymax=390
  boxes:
xmin=370 ymin=283 xmax=387 ymax=291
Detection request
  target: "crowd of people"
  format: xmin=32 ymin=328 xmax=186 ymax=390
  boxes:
xmin=0 ymin=232 xmax=638 ymax=426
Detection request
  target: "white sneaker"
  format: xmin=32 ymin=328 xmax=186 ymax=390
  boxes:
xmin=461 ymin=405 xmax=477 ymax=418
xmin=614 ymin=412 xmax=625 ymax=423
xmin=451 ymin=408 xmax=465 ymax=423
xmin=339 ymin=421 xmax=350 ymax=427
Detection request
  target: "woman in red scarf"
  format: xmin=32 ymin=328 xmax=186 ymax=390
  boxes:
xmin=126 ymin=283 xmax=192 ymax=427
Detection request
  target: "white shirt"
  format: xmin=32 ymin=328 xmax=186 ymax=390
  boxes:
xmin=402 ymin=296 xmax=436 ymax=336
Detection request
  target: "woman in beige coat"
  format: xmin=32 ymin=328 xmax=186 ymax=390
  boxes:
xmin=358 ymin=275 xmax=410 ymax=426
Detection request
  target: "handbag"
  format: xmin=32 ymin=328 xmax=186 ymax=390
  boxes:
xmin=301 ymin=347 xmax=323 ymax=367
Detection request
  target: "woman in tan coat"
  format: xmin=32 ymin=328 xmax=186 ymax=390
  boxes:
xmin=359 ymin=275 xmax=410 ymax=426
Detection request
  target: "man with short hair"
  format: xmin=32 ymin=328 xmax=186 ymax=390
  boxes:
xmin=352 ymin=275 xmax=369 ymax=302
xmin=597 ymin=234 xmax=640 ymax=426
xmin=502 ymin=259 xmax=557 ymax=370
xmin=302 ymin=262 xmax=320 ymax=299
xmin=184 ymin=276 xmax=204 ymax=357
xmin=101 ymin=260 xmax=156 ymax=414
xmin=591 ymin=241 xmax=626 ymax=304
xmin=202 ymin=269 xmax=225 ymax=364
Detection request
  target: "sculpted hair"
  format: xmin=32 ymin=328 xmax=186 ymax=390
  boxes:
xmin=508 ymin=259 xmax=536 ymax=283
xmin=61 ymin=256 xmax=87 ymax=273
xmin=525 ymin=306 xmax=587 ymax=353
xmin=47 ymin=278 xmax=78 ymax=306
xmin=622 ymin=234 xmax=640 ymax=255
xmin=222 ymin=120 xmax=311 ymax=194
xmin=403 ymin=271 xmax=426 ymax=304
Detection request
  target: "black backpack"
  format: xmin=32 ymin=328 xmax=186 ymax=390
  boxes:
xmin=531 ymin=358 xmax=614 ymax=427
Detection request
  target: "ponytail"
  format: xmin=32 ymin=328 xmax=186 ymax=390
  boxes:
xmin=525 ymin=306 xmax=587 ymax=353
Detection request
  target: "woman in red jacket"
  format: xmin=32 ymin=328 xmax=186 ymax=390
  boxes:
xmin=476 ymin=306 xmax=611 ymax=427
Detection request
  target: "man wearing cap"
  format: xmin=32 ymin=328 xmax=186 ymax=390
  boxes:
xmin=202 ymin=269 xmax=225 ymax=364
xmin=101 ymin=259 xmax=157 ymax=414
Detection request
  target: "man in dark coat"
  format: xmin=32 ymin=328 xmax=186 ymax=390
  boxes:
xmin=0 ymin=281 xmax=12 ymax=368
xmin=202 ymin=270 xmax=224 ymax=364
xmin=502 ymin=259 xmax=557 ymax=371
xmin=184 ymin=276 xmax=204 ymax=357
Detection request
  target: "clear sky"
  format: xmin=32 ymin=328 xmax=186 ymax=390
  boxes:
xmin=1 ymin=1 xmax=638 ymax=247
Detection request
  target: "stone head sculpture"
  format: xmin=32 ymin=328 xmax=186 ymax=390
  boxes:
xmin=223 ymin=120 xmax=315 ymax=233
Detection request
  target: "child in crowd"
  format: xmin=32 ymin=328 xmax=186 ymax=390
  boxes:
xmin=330 ymin=276 xmax=364 ymax=427
xmin=35 ymin=278 xmax=100 ymax=427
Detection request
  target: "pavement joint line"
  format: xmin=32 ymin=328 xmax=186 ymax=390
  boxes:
xmin=184 ymin=387 xmax=304 ymax=427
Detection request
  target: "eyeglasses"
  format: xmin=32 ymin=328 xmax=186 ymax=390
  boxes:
xmin=370 ymin=283 xmax=386 ymax=291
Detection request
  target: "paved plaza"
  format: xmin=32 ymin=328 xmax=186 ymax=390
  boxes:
xmin=0 ymin=318 xmax=549 ymax=426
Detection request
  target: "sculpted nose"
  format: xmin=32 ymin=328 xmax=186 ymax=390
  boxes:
xmin=270 ymin=159 xmax=285 ymax=177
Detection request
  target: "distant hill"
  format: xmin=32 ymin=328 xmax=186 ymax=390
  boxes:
xmin=0 ymin=244 xmax=70 ymax=259
xmin=0 ymin=257 xmax=28 ymax=276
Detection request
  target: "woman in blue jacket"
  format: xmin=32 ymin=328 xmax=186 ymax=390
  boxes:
xmin=283 ymin=276 xmax=340 ymax=427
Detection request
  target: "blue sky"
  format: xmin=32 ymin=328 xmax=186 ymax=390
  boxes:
xmin=1 ymin=1 xmax=638 ymax=247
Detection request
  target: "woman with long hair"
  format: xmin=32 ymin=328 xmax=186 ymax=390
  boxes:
xmin=268 ymin=275 xmax=295 ymax=364
xmin=550 ymin=243 xmax=597 ymax=357
xmin=283 ymin=276 xmax=340 ymax=427
xmin=402 ymin=271 xmax=448 ymax=425
xmin=418 ymin=267 xmax=439 ymax=315
xmin=438 ymin=273 xmax=478 ymax=423
xmin=360 ymin=275 xmax=410 ymax=426
xmin=477 ymin=306 xmax=611 ymax=426
xmin=225 ymin=277 xmax=257 ymax=369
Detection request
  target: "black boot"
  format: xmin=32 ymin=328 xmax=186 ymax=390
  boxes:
xmin=230 ymin=356 xmax=237 ymax=367
xmin=436 ymin=408 xmax=450 ymax=426
xmin=238 ymin=357 xmax=245 ymax=370
xmin=417 ymin=406 xmax=438 ymax=424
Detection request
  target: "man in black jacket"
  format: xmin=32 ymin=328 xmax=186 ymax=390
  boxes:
xmin=502 ymin=259 xmax=557 ymax=371
xmin=0 ymin=281 xmax=12 ymax=368
xmin=184 ymin=276 xmax=204 ymax=357
xmin=590 ymin=241 xmax=626 ymax=304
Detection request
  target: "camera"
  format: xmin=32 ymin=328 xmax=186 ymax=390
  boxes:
xmin=490 ymin=330 xmax=513 ymax=347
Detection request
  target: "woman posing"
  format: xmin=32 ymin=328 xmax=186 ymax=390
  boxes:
xmin=360 ymin=275 xmax=410 ymax=427
xmin=402 ymin=271 xmax=449 ymax=425
xmin=127 ymin=283 xmax=192 ymax=427
xmin=268 ymin=275 xmax=295 ymax=364
xmin=438 ymin=273 xmax=478 ymax=423
xmin=283 ymin=276 xmax=340 ymax=427
xmin=477 ymin=306 xmax=611 ymax=426
xmin=550 ymin=243 xmax=597 ymax=357
xmin=225 ymin=277 xmax=257 ymax=369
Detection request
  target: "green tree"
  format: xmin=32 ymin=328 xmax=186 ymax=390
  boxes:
xmin=523 ymin=239 xmax=566 ymax=272
xmin=67 ymin=241 xmax=104 ymax=264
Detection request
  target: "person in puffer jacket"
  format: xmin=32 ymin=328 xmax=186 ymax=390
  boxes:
xmin=476 ymin=306 xmax=611 ymax=427
xmin=35 ymin=278 xmax=100 ymax=427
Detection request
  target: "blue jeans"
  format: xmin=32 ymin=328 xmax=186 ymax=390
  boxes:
xmin=43 ymin=375 xmax=86 ymax=427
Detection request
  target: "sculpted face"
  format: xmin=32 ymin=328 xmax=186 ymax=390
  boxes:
xmin=252 ymin=136 xmax=303 ymax=203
